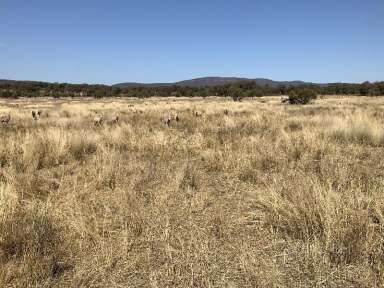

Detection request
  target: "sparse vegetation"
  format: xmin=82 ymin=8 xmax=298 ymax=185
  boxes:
xmin=1 ymin=96 xmax=384 ymax=287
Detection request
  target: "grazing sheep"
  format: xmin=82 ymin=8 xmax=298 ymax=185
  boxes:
xmin=32 ymin=111 xmax=38 ymax=120
xmin=224 ymin=109 xmax=229 ymax=115
xmin=111 ymin=115 xmax=119 ymax=123
xmin=107 ymin=115 xmax=119 ymax=125
xmin=163 ymin=116 xmax=172 ymax=127
xmin=0 ymin=114 xmax=11 ymax=125
xmin=194 ymin=111 xmax=202 ymax=117
xmin=174 ymin=114 xmax=179 ymax=122
xmin=93 ymin=114 xmax=104 ymax=126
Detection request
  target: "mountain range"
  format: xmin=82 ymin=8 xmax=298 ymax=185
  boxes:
xmin=2 ymin=77 xmax=356 ymax=88
xmin=113 ymin=77 xmax=312 ymax=88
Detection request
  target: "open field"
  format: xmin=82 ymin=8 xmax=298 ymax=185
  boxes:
xmin=1 ymin=96 xmax=384 ymax=287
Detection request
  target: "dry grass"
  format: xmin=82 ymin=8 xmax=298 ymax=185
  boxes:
xmin=1 ymin=96 xmax=384 ymax=287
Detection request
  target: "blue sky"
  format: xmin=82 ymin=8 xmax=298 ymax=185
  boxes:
xmin=0 ymin=0 xmax=383 ymax=84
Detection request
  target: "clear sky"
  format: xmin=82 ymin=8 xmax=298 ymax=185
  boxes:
xmin=1 ymin=0 xmax=383 ymax=84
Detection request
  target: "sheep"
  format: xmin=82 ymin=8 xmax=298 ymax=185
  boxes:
xmin=0 ymin=114 xmax=11 ymax=125
xmin=224 ymin=109 xmax=229 ymax=115
xmin=194 ymin=111 xmax=202 ymax=117
xmin=170 ymin=113 xmax=179 ymax=122
xmin=31 ymin=110 xmax=44 ymax=120
xmin=111 ymin=115 xmax=119 ymax=124
xmin=163 ymin=116 xmax=172 ymax=127
xmin=32 ymin=110 xmax=38 ymax=120
xmin=107 ymin=115 xmax=119 ymax=125
xmin=93 ymin=114 xmax=104 ymax=126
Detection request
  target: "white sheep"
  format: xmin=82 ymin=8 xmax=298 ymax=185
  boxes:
xmin=163 ymin=116 xmax=172 ymax=127
xmin=93 ymin=114 xmax=104 ymax=126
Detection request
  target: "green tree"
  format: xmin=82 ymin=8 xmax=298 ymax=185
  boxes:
xmin=288 ymin=89 xmax=317 ymax=104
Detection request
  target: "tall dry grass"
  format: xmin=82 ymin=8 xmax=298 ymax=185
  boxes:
xmin=0 ymin=96 xmax=384 ymax=287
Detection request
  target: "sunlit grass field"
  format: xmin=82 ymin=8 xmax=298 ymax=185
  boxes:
xmin=1 ymin=96 xmax=384 ymax=287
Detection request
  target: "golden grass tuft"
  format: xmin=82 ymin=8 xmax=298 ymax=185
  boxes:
xmin=328 ymin=113 xmax=384 ymax=146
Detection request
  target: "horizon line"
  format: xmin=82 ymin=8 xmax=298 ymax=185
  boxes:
xmin=1 ymin=76 xmax=381 ymax=86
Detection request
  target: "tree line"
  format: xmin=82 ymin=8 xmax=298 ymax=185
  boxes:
xmin=1 ymin=80 xmax=383 ymax=99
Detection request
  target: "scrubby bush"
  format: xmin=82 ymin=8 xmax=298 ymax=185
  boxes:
xmin=288 ymin=89 xmax=317 ymax=104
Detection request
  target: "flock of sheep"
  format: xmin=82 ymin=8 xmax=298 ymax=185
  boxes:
xmin=0 ymin=97 xmax=297 ymax=127
xmin=0 ymin=110 xmax=119 ymax=126
xmin=1 ymin=96 xmax=296 ymax=127
xmin=0 ymin=109 xmax=213 ymax=127
xmin=0 ymin=110 xmax=45 ymax=125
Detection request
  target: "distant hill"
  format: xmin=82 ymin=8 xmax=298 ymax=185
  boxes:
xmin=175 ymin=77 xmax=250 ymax=87
xmin=114 ymin=77 xmax=312 ymax=88
xmin=0 ymin=79 xmax=50 ymax=85
xmin=112 ymin=82 xmax=171 ymax=88
xmin=0 ymin=79 xmax=16 ymax=84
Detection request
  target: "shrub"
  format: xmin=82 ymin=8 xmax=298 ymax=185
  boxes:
xmin=288 ymin=89 xmax=317 ymax=105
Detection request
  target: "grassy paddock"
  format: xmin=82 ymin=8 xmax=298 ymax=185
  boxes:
xmin=1 ymin=96 xmax=384 ymax=287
